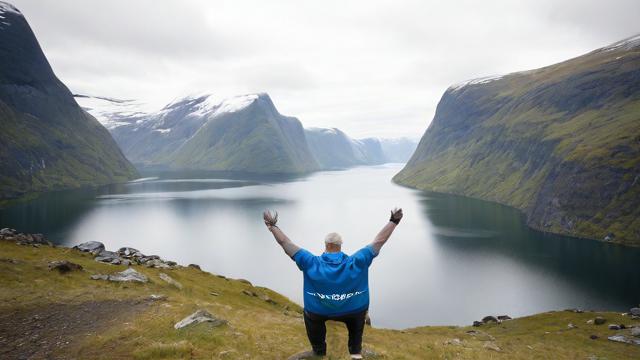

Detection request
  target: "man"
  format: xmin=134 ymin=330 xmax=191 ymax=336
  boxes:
xmin=263 ymin=208 xmax=403 ymax=359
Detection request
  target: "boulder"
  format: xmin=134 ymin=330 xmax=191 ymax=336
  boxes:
xmin=482 ymin=316 xmax=498 ymax=324
xmin=117 ymin=247 xmax=144 ymax=259
xmin=594 ymin=317 xmax=606 ymax=325
xmin=94 ymin=250 xmax=123 ymax=265
xmin=608 ymin=324 xmax=621 ymax=330
xmin=147 ymin=294 xmax=168 ymax=301
xmin=174 ymin=309 xmax=226 ymax=329
xmin=568 ymin=323 xmax=577 ymax=329
xmin=473 ymin=321 xmax=483 ymax=327
xmin=48 ymin=260 xmax=83 ymax=273
xmin=497 ymin=315 xmax=512 ymax=321
xmin=608 ymin=334 xmax=640 ymax=346
xmin=159 ymin=272 xmax=183 ymax=289
xmin=483 ymin=342 xmax=501 ymax=352
xmin=0 ymin=228 xmax=16 ymax=236
xmin=632 ymin=327 xmax=640 ymax=337
xmin=74 ymin=241 xmax=105 ymax=254
xmin=188 ymin=264 xmax=201 ymax=270
xmin=630 ymin=308 xmax=640 ymax=316
xmin=91 ymin=268 xmax=148 ymax=283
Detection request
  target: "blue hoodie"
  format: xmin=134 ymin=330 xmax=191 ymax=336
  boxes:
xmin=292 ymin=245 xmax=377 ymax=316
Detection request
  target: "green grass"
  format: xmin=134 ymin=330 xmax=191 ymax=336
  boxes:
xmin=2 ymin=241 xmax=639 ymax=359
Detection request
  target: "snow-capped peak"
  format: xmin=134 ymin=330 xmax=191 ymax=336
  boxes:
xmin=74 ymin=94 xmax=152 ymax=130
xmin=0 ymin=1 xmax=21 ymax=28
xmin=600 ymin=33 xmax=640 ymax=52
xmin=182 ymin=93 xmax=261 ymax=118
xmin=448 ymin=74 xmax=504 ymax=92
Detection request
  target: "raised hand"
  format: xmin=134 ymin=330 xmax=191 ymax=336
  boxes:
xmin=263 ymin=210 xmax=279 ymax=228
xmin=389 ymin=208 xmax=403 ymax=225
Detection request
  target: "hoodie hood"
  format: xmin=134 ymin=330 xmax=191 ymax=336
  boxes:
xmin=320 ymin=251 xmax=346 ymax=265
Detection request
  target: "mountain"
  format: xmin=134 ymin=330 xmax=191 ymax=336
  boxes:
xmin=304 ymin=128 xmax=388 ymax=169
xmin=394 ymin=34 xmax=640 ymax=246
xmin=77 ymin=93 xmax=319 ymax=174
xmin=379 ymin=137 xmax=418 ymax=163
xmin=0 ymin=2 xmax=137 ymax=201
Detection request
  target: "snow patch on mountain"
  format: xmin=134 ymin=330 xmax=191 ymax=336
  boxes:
xmin=449 ymin=74 xmax=504 ymax=92
xmin=75 ymin=95 xmax=153 ymax=130
xmin=600 ymin=33 xmax=640 ymax=52
xmin=0 ymin=1 xmax=21 ymax=27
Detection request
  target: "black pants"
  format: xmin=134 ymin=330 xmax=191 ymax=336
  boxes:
xmin=303 ymin=309 xmax=367 ymax=355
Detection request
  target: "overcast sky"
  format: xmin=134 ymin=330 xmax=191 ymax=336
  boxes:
xmin=11 ymin=0 xmax=640 ymax=138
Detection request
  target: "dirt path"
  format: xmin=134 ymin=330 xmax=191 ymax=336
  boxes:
xmin=0 ymin=299 xmax=150 ymax=360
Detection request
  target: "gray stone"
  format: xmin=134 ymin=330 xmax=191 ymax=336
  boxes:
xmin=608 ymin=334 xmax=640 ymax=346
xmin=497 ymin=315 xmax=512 ymax=321
xmin=483 ymin=342 xmax=501 ymax=352
xmin=594 ymin=316 xmax=606 ymax=325
xmin=148 ymin=294 xmax=167 ymax=301
xmin=159 ymin=272 xmax=183 ymax=289
xmin=0 ymin=228 xmax=16 ymax=236
xmin=482 ymin=316 xmax=498 ymax=324
xmin=568 ymin=323 xmax=577 ymax=329
xmin=630 ymin=308 xmax=640 ymax=316
xmin=74 ymin=241 xmax=105 ymax=254
xmin=48 ymin=260 xmax=83 ymax=273
xmin=117 ymin=247 xmax=144 ymax=258
xmin=473 ymin=320 xmax=483 ymax=327
xmin=91 ymin=268 xmax=148 ymax=283
xmin=174 ymin=309 xmax=226 ymax=329
xmin=94 ymin=250 xmax=123 ymax=265
xmin=632 ymin=327 xmax=640 ymax=337
xmin=188 ymin=264 xmax=201 ymax=270
xmin=608 ymin=324 xmax=621 ymax=330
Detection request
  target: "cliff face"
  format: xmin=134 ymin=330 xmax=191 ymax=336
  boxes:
xmin=394 ymin=35 xmax=640 ymax=246
xmin=0 ymin=2 xmax=137 ymax=200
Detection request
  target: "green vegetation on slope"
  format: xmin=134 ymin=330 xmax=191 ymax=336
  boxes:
xmin=0 ymin=3 xmax=137 ymax=201
xmin=394 ymin=36 xmax=640 ymax=246
xmin=1 ymin=241 xmax=639 ymax=359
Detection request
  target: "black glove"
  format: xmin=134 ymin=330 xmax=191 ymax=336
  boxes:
xmin=390 ymin=208 xmax=403 ymax=225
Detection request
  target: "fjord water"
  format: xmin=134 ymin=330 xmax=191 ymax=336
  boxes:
xmin=1 ymin=164 xmax=638 ymax=329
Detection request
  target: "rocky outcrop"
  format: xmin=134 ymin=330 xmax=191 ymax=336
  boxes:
xmin=174 ymin=309 xmax=226 ymax=330
xmin=394 ymin=34 xmax=640 ymax=246
xmin=90 ymin=268 xmax=148 ymax=283
xmin=48 ymin=260 xmax=83 ymax=274
xmin=73 ymin=242 xmax=178 ymax=268
xmin=0 ymin=228 xmax=50 ymax=246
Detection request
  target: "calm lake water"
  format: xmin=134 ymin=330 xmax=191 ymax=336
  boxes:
xmin=1 ymin=164 xmax=639 ymax=329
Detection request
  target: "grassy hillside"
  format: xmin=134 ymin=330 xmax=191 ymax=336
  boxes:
xmin=0 ymin=3 xmax=137 ymax=201
xmin=394 ymin=35 xmax=640 ymax=246
xmin=1 ymin=240 xmax=639 ymax=359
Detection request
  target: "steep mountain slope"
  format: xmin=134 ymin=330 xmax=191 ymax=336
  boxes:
xmin=304 ymin=128 xmax=388 ymax=169
xmin=394 ymin=34 xmax=640 ymax=246
xmin=0 ymin=2 xmax=137 ymax=200
xmin=78 ymin=93 xmax=319 ymax=174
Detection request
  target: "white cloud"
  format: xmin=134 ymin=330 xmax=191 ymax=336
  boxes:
xmin=11 ymin=0 xmax=640 ymax=138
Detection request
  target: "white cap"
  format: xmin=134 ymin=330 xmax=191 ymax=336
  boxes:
xmin=324 ymin=232 xmax=343 ymax=245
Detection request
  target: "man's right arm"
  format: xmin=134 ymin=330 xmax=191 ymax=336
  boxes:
xmin=370 ymin=208 xmax=402 ymax=254
xmin=263 ymin=210 xmax=301 ymax=258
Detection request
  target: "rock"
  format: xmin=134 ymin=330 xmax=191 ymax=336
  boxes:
xmin=174 ymin=309 xmax=226 ymax=329
xmin=497 ymin=315 xmax=512 ymax=321
xmin=147 ymin=294 xmax=167 ymax=301
xmin=116 ymin=247 xmax=144 ymax=259
xmin=444 ymin=338 xmax=464 ymax=346
xmin=594 ymin=317 xmax=606 ymax=325
xmin=586 ymin=319 xmax=594 ymax=325
xmin=144 ymin=258 xmax=175 ymax=269
xmin=210 ymin=292 xmax=220 ymax=296
xmin=0 ymin=228 xmax=16 ymax=236
xmin=48 ymin=260 xmax=83 ymax=273
xmin=138 ymin=255 xmax=160 ymax=263
xmin=590 ymin=334 xmax=599 ymax=340
xmin=216 ymin=275 xmax=227 ymax=279
xmin=608 ymin=334 xmax=640 ymax=345
xmin=188 ymin=264 xmax=201 ymax=270
xmin=568 ymin=323 xmax=577 ymax=329
xmin=237 ymin=279 xmax=253 ymax=286
xmin=73 ymin=241 xmax=105 ymax=254
xmin=94 ymin=250 xmax=123 ymax=265
xmin=159 ymin=272 xmax=183 ymax=289
xmin=609 ymin=324 xmax=621 ymax=330
xmin=631 ymin=327 xmax=640 ymax=337
xmin=91 ymin=268 xmax=148 ymax=283
xmin=483 ymin=342 xmax=501 ymax=352
xmin=473 ymin=321 xmax=483 ymax=327
xmin=630 ymin=308 xmax=640 ymax=316
xmin=242 ymin=289 xmax=257 ymax=297
xmin=604 ymin=233 xmax=615 ymax=241
xmin=362 ymin=348 xmax=380 ymax=358
xmin=259 ymin=294 xmax=277 ymax=305
xmin=482 ymin=316 xmax=498 ymax=324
